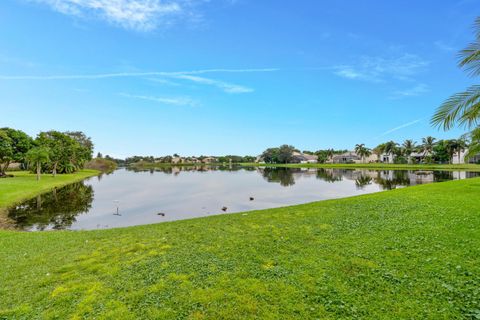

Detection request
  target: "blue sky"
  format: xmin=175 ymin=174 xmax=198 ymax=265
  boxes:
xmin=1 ymin=0 xmax=478 ymax=157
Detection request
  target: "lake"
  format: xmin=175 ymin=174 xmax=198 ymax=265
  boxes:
xmin=7 ymin=166 xmax=479 ymax=231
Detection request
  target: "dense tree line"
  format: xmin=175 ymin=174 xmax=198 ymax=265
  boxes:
xmin=122 ymin=154 xmax=256 ymax=165
xmin=0 ymin=128 xmax=93 ymax=179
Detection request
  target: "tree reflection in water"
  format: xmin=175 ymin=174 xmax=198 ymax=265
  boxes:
xmin=355 ymin=175 xmax=373 ymax=189
xmin=260 ymin=167 xmax=296 ymax=186
xmin=8 ymin=182 xmax=94 ymax=230
xmin=374 ymin=170 xmax=411 ymax=190
xmin=316 ymin=169 xmax=343 ymax=183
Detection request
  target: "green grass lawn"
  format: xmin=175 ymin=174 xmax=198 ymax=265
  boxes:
xmin=0 ymin=170 xmax=99 ymax=210
xmin=241 ymin=162 xmax=480 ymax=171
xmin=1 ymin=177 xmax=479 ymax=319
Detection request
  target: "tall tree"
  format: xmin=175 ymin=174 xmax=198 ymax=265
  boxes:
xmin=0 ymin=128 xmax=33 ymax=174
xmin=355 ymin=143 xmax=372 ymax=163
xmin=431 ymin=17 xmax=480 ymax=159
xmin=421 ymin=136 xmax=437 ymax=156
xmin=402 ymin=139 xmax=417 ymax=163
xmin=37 ymin=131 xmax=77 ymax=176
xmin=0 ymin=130 xmax=13 ymax=177
xmin=65 ymin=131 xmax=94 ymax=168
xmin=383 ymin=141 xmax=398 ymax=163
xmin=373 ymin=143 xmax=386 ymax=162
xmin=26 ymin=147 xmax=50 ymax=181
xmin=261 ymin=148 xmax=279 ymax=164
xmin=277 ymin=145 xmax=295 ymax=164
xmin=326 ymin=149 xmax=334 ymax=162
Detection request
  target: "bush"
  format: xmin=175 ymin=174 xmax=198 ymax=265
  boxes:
xmin=84 ymin=158 xmax=117 ymax=173
xmin=394 ymin=156 xmax=408 ymax=164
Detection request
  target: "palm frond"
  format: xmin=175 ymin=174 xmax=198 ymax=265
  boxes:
xmin=458 ymin=17 xmax=480 ymax=76
xmin=458 ymin=42 xmax=480 ymax=76
xmin=465 ymin=127 xmax=480 ymax=159
xmin=474 ymin=16 xmax=480 ymax=40
xmin=431 ymin=85 xmax=480 ymax=130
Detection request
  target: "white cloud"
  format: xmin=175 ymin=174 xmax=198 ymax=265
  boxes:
xmin=0 ymin=68 xmax=277 ymax=80
xmin=0 ymin=67 xmax=276 ymax=93
xmin=334 ymin=53 xmax=429 ymax=82
xmin=28 ymin=0 xmax=208 ymax=31
xmin=119 ymin=92 xmax=198 ymax=106
xmin=334 ymin=65 xmax=374 ymax=81
xmin=391 ymin=83 xmax=429 ymax=98
xmin=171 ymin=74 xmax=253 ymax=93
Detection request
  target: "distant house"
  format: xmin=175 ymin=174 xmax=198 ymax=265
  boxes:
xmin=171 ymin=157 xmax=184 ymax=164
xmin=292 ymin=152 xmax=318 ymax=164
xmin=255 ymin=155 xmax=265 ymax=164
xmin=408 ymin=151 xmax=431 ymax=163
xmin=330 ymin=152 xmax=361 ymax=164
xmin=202 ymin=157 xmax=217 ymax=164
xmin=189 ymin=157 xmax=202 ymax=164
xmin=329 ymin=151 xmax=377 ymax=164
xmin=452 ymin=149 xmax=480 ymax=164
xmin=380 ymin=153 xmax=394 ymax=164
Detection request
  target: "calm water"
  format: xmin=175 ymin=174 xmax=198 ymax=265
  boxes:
xmin=7 ymin=166 xmax=479 ymax=231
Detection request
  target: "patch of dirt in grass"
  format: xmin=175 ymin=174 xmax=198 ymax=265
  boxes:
xmin=0 ymin=208 xmax=15 ymax=230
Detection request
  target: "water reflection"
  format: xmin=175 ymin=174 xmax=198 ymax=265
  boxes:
xmin=260 ymin=167 xmax=296 ymax=186
xmin=7 ymin=167 xmax=479 ymax=231
xmin=8 ymin=182 xmax=94 ymax=230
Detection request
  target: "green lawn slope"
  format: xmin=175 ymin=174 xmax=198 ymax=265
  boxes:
xmin=1 ymin=177 xmax=479 ymax=319
xmin=0 ymin=170 xmax=99 ymax=209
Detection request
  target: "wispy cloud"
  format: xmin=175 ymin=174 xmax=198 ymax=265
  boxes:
xmin=378 ymin=118 xmax=424 ymax=137
xmin=334 ymin=53 xmax=429 ymax=82
xmin=119 ymin=93 xmax=198 ymax=106
xmin=391 ymin=83 xmax=429 ymax=98
xmin=171 ymin=74 xmax=253 ymax=93
xmin=0 ymin=67 xmax=277 ymax=93
xmin=0 ymin=68 xmax=278 ymax=80
xmin=27 ymin=0 xmax=212 ymax=31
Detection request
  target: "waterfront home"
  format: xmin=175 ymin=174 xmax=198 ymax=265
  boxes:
xmin=202 ymin=157 xmax=217 ymax=164
xmin=292 ymin=152 xmax=318 ymax=164
xmin=255 ymin=155 xmax=265 ymax=164
xmin=189 ymin=157 xmax=202 ymax=164
xmin=171 ymin=156 xmax=184 ymax=164
xmin=329 ymin=151 xmax=377 ymax=164
xmin=452 ymin=149 xmax=480 ymax=164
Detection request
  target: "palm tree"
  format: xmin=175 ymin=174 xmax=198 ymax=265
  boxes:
xmin=326 ymin=148 xmax=334 ymax=162
xmin=468 ymin=128 xmax=480 ymax=157
xmin=445 ymin=140 xmax=458 ymax=164
xmin=455 ymin=138 xmax=468 ymax=164
xmin=354 ymin=144 xmax=372 ymax=163
xmin=402 ymin=139 xmax=416 ymax=163
xmin=383 ymin=141 xmax=398 ymax=163
xmin=421 ymin=136 xmax=436 ymax=157
xmin=432 ymin=17 xmax=480 ymax=159
xmin=26 ymin=147 xmax=50 ymax=181
xmin=373 ymin=143 xmax=386 ymax=162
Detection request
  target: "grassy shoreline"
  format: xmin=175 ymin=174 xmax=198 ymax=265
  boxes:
xmin=0 ymin=169 xmax=100 ymax=211
xmin=240 ymin=162 xmax=480 ymax=171
xmin=1 ymin=177 xmax=479 ymax=318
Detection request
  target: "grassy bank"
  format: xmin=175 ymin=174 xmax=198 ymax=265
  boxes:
xmin=85 ymin=158 xmax=117 ymax=172
xmin=241 ymin=162 xmax=480 ymax=171
xmin=0 ymin=170 xmax=99 ymax=210
xmin=1 ymin=178 xmax=479 ymax=319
